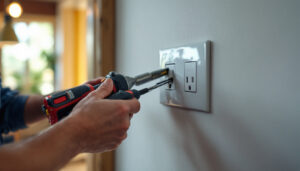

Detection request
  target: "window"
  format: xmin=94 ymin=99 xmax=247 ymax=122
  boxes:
xmin=1 ymin=21 xmax=55 ymax=95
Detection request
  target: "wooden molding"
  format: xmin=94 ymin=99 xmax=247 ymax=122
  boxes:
xmin=99 ymin=0 xmax=115 ymax=75
xmin=87 ymin=0 xmax=116 ymax=170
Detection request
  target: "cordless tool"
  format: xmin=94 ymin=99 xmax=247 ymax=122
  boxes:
xmin=43 ymin=68 xmax=169 ymax=125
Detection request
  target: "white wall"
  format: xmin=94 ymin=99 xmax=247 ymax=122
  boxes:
xmin=115 ymin=0 xmax=300 ymax=170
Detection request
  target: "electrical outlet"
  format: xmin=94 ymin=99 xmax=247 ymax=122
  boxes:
xmin=184 ymin=61 xmax=197 ymax=92
xmin=165 ymin=63 xmax=175 ymax=90
xmin=159 ymin=41 xmax=211 ymax=112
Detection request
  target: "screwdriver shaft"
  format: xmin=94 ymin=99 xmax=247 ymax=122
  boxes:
xmin=139 ymin=78 xmax=173 ymax=95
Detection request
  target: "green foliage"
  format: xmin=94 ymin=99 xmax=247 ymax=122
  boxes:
xmin=11 ymin=72 xmax=23 ymax=92
xmin=41 ymin=50 xmax=55 ymax=71
xmin=3 ymin=22 xmax=54 ymax=95
xmin=29 ymin=71 xmax=43 ymax=94
xmin=10 ymin=50 xmax=54 ymax=94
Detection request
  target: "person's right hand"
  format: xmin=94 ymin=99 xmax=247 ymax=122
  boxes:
xmin=66 ymin=78 xmax=140 ymax=153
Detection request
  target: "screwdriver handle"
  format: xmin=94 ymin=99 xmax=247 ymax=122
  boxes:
xmin=107 ymin=90 xmax=141 ymax=100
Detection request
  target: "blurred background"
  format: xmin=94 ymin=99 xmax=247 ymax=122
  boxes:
xmin=0 ymin=0 xmax=115 ymax=170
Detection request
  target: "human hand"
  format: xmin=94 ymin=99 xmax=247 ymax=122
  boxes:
xmin=67 ymin=78 xmax=140 ymax=153
xmin=85 ymin=76 xmax=106 ymax=86
xmin=85 ymin=76 xmax=133 ymax=119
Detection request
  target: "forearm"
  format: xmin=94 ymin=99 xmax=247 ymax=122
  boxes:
xmin=24 ymin=95 xmax=46 ymax=124
xmin=0 ymin=78 xmax=140 ymax=170
xmin=0 ymin=117 xmax=80 ymax=171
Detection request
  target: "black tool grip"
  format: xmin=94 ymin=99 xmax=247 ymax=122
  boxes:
xmin=107 ymin=90 xmax=140 ymax=100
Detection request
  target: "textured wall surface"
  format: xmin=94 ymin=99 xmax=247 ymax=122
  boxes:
xmin=115 ymin=0 xmax=300 ymax=170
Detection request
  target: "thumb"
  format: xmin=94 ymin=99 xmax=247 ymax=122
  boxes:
xmin=94 ymin=78 xmax=113 ymax=99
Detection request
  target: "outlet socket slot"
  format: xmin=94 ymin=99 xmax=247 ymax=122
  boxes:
xmin=184 ymin=61 xmax=197 ymax=93
xmin=165 ymin=63 xmax=175 ymax=90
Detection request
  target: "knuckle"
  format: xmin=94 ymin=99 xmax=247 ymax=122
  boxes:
xmin=121 ymin=120 xmax=130 ymax=130
xmin=119 ymin=104 xmax=130 ymax=114
xmin=89 ymin=91 xmax=97 ymax=97
xmin=135 ymin=100 xmax=141 ymax=111
xmin=121 ymin=133 xmax=128 ymax=140
xmin=120 ymin=125 xmax=129 ymax=132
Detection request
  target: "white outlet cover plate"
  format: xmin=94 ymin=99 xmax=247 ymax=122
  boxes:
xmin=159 ymin=41 xmax=211 ymax=112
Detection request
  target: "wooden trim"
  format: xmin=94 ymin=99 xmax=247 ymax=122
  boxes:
xmin=87 ymin=0 xmax=116 ymax=170
xmin=98 ymin=1 xmax=116 ymax=170
xmin=99 ymin=0 xmax=115 ymax=75
xmin=100 ymin=0 xmax=116 ymax=171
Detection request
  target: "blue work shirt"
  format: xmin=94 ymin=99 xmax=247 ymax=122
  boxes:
xmin=0 ymin=78 xmax=28 ymax=144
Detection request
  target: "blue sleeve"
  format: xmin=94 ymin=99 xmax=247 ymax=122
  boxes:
xmin=0 ymin=87 xmax=29 ymax=135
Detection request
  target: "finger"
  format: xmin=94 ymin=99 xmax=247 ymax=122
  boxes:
xmin=117 ymin=99 xmax=140 ymax=114
xmin=121 ymin=132 xmax=128 ymax=140
xmin=86 ymin=77 xmax=105 ymax=85
xmin=94 ymin=78 xmax=113 ymax=99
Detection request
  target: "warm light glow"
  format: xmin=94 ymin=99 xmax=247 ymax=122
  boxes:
xmin=7 ymin=2 xmax=23 ymax=18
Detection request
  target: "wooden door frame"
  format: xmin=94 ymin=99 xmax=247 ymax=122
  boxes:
xmin=87 ymin=0 xmax=115 ymax=170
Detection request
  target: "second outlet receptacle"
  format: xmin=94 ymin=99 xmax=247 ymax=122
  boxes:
xmin=184 ymin=61 xmax=197 ymax=92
